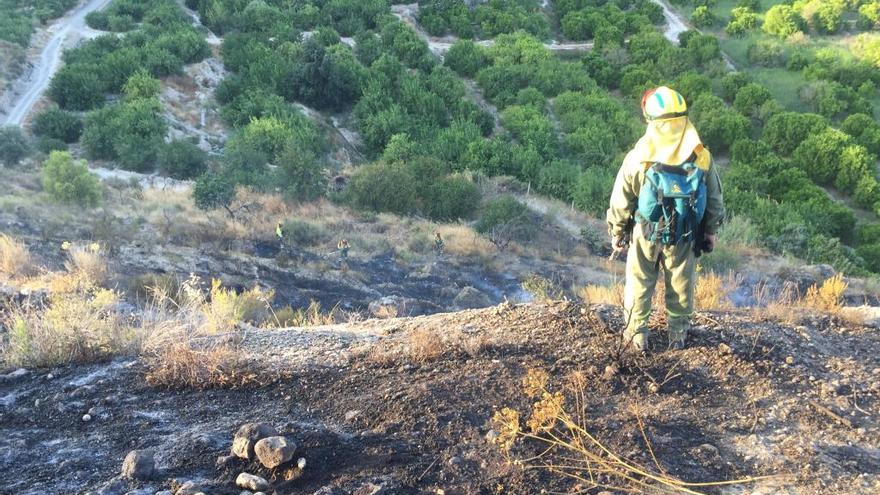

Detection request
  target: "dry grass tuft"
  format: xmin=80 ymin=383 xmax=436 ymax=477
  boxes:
xmin=406 ymin=328 xmax=444 ymax=364
xmin=436 ymin=224 xmax=495 ymax=257
xmin=143 ymin=340 xmax=256 ymax=389
xmin=0 ymin=234 xmax=33 ymax=278
xmin=491 ymin=368 xmax=775 ymax=493
xmin=64 ymin=244 xmax=108 ymax=287
xmin=204 ymin=278 xmax=274 ymax=333
xmin=576 ymin=282 xmax=624 ymax=306
xmin=270 ymin=301 xmax=337 ymax=327
xmin=803 ymin=274 xmax=847 ymax=313
xmin=522 ymin=274 xmax=564 ymax=302
xmin=695 ymin=270 xmax=735 ymax=311
xmin=2 ymin=289 xmax=139 ymax=367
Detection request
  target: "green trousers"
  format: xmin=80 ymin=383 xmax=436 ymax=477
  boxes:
xmin=622 ymin=226 xmax=696 ymax=348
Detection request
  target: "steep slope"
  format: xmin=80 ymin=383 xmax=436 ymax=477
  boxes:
xmin=1 ymin=302 xmax=877 ymax=494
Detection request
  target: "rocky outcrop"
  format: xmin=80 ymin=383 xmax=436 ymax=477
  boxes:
xmin=231 ymin=423 xmax=278 ymax=460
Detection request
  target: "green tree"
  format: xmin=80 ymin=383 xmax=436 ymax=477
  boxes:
xmin=31 ymin=107 xmax=83 ymax=143
xmin=475 ymin=194 xmax=534 ymax=242
xmin=122 ymin=69 xmax=162 ymax=100
xmin=572 ymin=168 xmax=614 ymax=216
xmin=445 ymin=40 xmax=488 ymax=78
xmin=726 ymin=7 xmax=759 ymax=37
xmin=691 ymin=6 xmax=716 ymax=28
xmin=193 ymin=173 xmax=236 ymax=212
xmin=346 ymin=161 xmax=419 ymax=215
xmin=733 ymin=83 xmax=774 ymax=117
xmin=689 ymin=94 xmax=750 ymax=152
xmin=41 ymin=151 xmax=102 ymax=207
xmin=0 ymin=126 xmax=31 ymax=166
xmin=277 ymin=144 xmax=326 ymax=202
xmin=762 ymin=112 xmax=828 ymax=156
xmin=421 ymin=174 xmax=480 ymax=221
xmin=157 ymin=139 xmax=207 ymax=179
xmin=763 ymin=4 xmax=803 ymax=39
xmin=835 ymin=145 xmax=872 ymax=195
xmin=792 ymin=128 xmax=851 ymax=186
xmin=49 ymin=64 xmax=105 ymax=110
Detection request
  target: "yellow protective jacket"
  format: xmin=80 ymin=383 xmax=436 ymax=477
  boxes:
xmin=606 ymin=117 xmax=725 ymax=238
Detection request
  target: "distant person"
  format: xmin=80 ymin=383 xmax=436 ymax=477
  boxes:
xmin=607 ymin=86 xmax=725 ymax=352
xmin=337 ymin=239 xmax=350 ymax=259
xmin=434 ymin=231 xmax=444 ymax=254
xmin=276 ymin=222 xmax=284 ymax=243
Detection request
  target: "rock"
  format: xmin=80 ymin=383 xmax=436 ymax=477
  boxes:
xmin=232 ymin=423 xmax=278 ymax=459
xmin=344 ymin=409 xmax=361 ymax=422
xmin=216 ymin=454 xmax=236 ymax=469
xmin=602 ymin=364 xmax=619 ymax=380
xmin=122 ymin=449 xmax=155 ymax=480
xmin=82 ymin=413 xmax=92 ymax=422
xmin=485 ymin=430 xmax=499 ymax=443
xmin=452 ymin=286 xmax=492 ymax=310
xmin=155 ymin=491 xmax=173 ymax=495
xmin=236 ymin=473 xmax=269 ymax=492
xmin=254 ymin=436 xmax=297 ymax=469
xmin=717 ymin=343 xmax=732 ymax=355
xmin=312 ymin=487 xmax=344 ymax=495
xmin=353 ymin=483 xmax=386 ymax=495
xmin=175 ymin=482 xmax=205 ymax=495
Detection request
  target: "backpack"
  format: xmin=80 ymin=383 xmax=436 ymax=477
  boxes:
xmin=636 ymin=161 xmax=707 ymax=246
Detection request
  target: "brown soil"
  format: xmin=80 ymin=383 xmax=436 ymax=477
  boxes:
xmin=1 ymin=302 xmax=878 ymax=494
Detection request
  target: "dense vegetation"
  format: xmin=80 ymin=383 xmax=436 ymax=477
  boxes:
xmin=9 ymin=0 xmax=880 ymax=276
xmin=0 ymin=0 xmax=78 ymax=46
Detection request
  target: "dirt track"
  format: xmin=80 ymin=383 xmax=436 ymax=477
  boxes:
xmin=1 ymin=0 xmax=112 ymax=125
xmin=1 ymin=302 xmax=877 ymax=494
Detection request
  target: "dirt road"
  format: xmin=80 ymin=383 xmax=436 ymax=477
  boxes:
xmin=1 ymin=0 xmax=112 ymax=126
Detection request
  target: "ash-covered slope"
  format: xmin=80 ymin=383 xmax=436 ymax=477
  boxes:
xmin=1 ymin=302 xmax=878 ymax=494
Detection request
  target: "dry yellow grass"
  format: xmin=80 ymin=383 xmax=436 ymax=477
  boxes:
xmin=695 ymin=270 xmax=735 ymax=311
xmin=576 ymin=282 xmax=624 ymax=306
xmin=0 ymin=234 xmax=33 ymax=278
xmin=143 ymin=340 xmax=253 ymax=389
xmin=436 ymin=224 xmax=496 ymax=257
xmin=64 ymin=245 xmax=108 ymax=287
xmin=803 ymin=274 xmax=847 ymax=313
xmin=2 ymin=289 xmax=138 ymax=367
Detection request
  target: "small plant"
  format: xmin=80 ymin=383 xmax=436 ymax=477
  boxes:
xmin=0 ymin=234 xmax=33 ymax=278
xmin=64 ymin=243 xmax=108 ymax=288
xmin=576 ymin=283 xmax=624 ymax=306
xmin=407 ymin=328 xmax=444 ymax=364
xmin=803 ymin=274 xmax=847 ymax=313
xmin=491 ymin=368 xmax=773 ymax=492
xmin=522 ymin=274 xmax=564 ymax=302
xmin=695 ymin=269 xmax=734 ymax=311
xmin=205 ymin=279 xmax=274 ymax=333
xmin=143 ymin=340 xmax=255 ymax=389
xmin=41 ymin=151 xmax=102 ymax=207
xmin=271 ymin=301 xmax=336 ymax=327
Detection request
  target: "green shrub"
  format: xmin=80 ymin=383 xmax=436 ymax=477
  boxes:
xmin=0 ymin=126 xmax=31 ymax=166
xmin=572 ymin=168 xmax=614 ymax=216
xmin=733 ymin=83 xmax=774 ymax=117
xmin=537 ymin=159 xmax=579 ymax=201
xmin=763 ymin=4 xmax=803 ymax=39
xmin=192 ymin=173 xmax=235 ymax=211
xmin=792 ymin=128 xmax=850 ymax=186
xmin=691 ymin=6 xmax=716 ymax=28
xmin=81 ymin=98 xmax=167 ymax=171
xmin=35 ymin=137 xmax=68 ymax=154
xmin=41 ymin=151 xmax=102 ymax=207
xmin=421 ymin=174 xmax=480 ymax=221
xmin=346 ymin=161 xmax=418 ymax=215
xmin=475 ymin=195 xmax=534 ymax=241
xmin=283 ymin=220 xmax=329 ymax=246
xmin=726 ymin=7 xmax=759 ymax=37
xmin=122 ymin=70 xmax=162 ymax=101
xmin=762 ymin=112 xmax=828 ymax=156
xmin=746 ymin=39 xmax=786 ymax=67
xmin=277 ymin=144 xmax=326 ymax=202
xmin=446 ymin=40 xmax=488 ymax=78
xmin=689 ymin=94 xmax=750 ymax=152
xmin=157 ymin=140 xmax=207 ymax=180
xmin=49 ymin=64 xmax=105 ymax=111
xmin=31 ymin=107 xmax=84 ymax=143
xmin=720 ymin=72 xmax=750 ymax=102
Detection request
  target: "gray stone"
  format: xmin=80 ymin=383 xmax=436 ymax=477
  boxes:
xmin=254 ymin=436 xmax=296 ymax=469
xmin=122 ymin=449 xmax=155 ymax=480
xmin=231 ymin=423 xmax=278 ymax=459
xmin=312 ymin=488 xmax=344 ymax=495
xmin=175 ymin=482 xmax=204 ymax=495
xmin=353 ymin=483 xmax=386 ymax=495
xmin=216 ymin=454 xmax=236 ymax=469
xmin=452 ymin=286 xmax=492 ymax=309
xmin=154 ymin=491 xmax=173 ymax=495
xmin=236 ymin=473 xmax=269 ymax=491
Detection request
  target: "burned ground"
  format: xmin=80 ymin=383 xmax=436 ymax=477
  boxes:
xmin=1 ymin=302 xmax=878 ymax=494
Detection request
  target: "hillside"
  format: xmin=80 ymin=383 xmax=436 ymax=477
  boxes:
xmin=1 ymin=301 xmax=878 ymax=494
